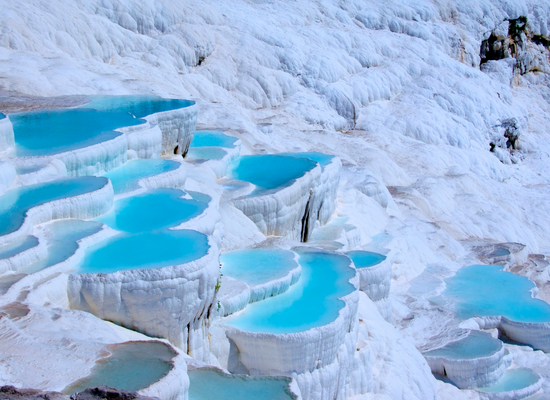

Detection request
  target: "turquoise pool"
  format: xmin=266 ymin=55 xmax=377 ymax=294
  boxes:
xmin=0 ymin=177 xmax=107 ymax=237
xmin=444 ymin=265 xmax=550 ymax=323
xmin=24 ymin=220 xmax=103 ymax=274
xmin=64 ymin=341 xmax=175 ymax=394
xmin=85 ymin=95 xmax=194 ymax=118
xmin=221 ymin=249 xmax=298 ymax=287
xmin=77 ymin=230 xmax=209 ymax=274
xmin=227 ymin=250 xmax=355 ymax=334
xmin=280 ymin=152 xmax=335 ymax=170
xmin=188 ymin=369 xmax=295 ymax=400
xmin=12 ymin=108 xmax=142 ymax=157
xmin=191 ymin=130 xmax=238 ymax=148
xmin=478 ymin=368 xmax=539 ymax=393
xmin=187 ymin=147 xmax=227 ymax=160
xmin=229 ymin=155 xmax=317 ymax=191
xmin=97 ymin=188 xmax=207 ymax=233
xmin=103 ymin=159 xmax=181 ymax=195
xmin=347 ymin=250 xmax=387 ymax=268
xmin=0 ymin=235 xmax=38 ymax=261
xmin=424 ymin=331 xmax=501 ymax=360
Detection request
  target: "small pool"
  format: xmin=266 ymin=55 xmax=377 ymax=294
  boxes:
xmin=0 ymin=177 xmax=107 ymax=238
xmin=0 ymin=235 xmax=38 ymax=261
xmin=187 ymin=147 xmax=227 ymax=160
xmin=84 ymin=95 xmax=194 ymax=118
xmin=15 ymin=164 xmax=44 ymax=175
xmin=221 ymin=249 xmax=298 ymax=287
xmin=488 ymin=248 xmax=510 ymax=257
xmin=188 ymin=368 xmax=295 ymax=400
xmin=444 ymin=265 xmax=550 ymax=323
xmin=229 ymin=155 xmax=317 ymax=192
xmin=347 ymin=251 xmax=386 ymax=268
xmin=24 ymin=220 xmax=103 ymax=274
xmin=424 ymin=331 xmax=501 ymax=360
xmin=280 ymin=152 xmax=335 ymax=170
xmin=77 ymin=230 xmax=209 ymax=274
xmin=64 ymin=341 xmax=175 ymax=394
xmin=191 ymin=130 xmax=238 ymax=148
xmin=97 ymin=188 xmax=207 ymax=233
xmin=0 ymin=113 xmax=5 ymax=120
xmin=478 ymin=368 xmax=539 ymax=393
xmin=227 ymin=249 xmax=355 ymax=334
xmin=12 ymin=108 xmax=142 ymax=157
xmin=103 ymin=159 xmax=181 ymax=195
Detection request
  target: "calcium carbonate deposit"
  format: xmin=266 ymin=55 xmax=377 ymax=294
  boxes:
xmin=0 ymin=0 xmax=550 ymax=399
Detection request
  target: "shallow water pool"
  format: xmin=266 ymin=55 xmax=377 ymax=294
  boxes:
xmin=424 ymin=330 xmax=501 ymax=360
xmin=85 ymin=95 xmax=194 ymax=118
xmin=103 ymin=159 xmax=180 ymax=195
xmin=444 ymin=264 xmax=550 ymax=323
xmin=229 ymin=155 xmax=317 ymax=191
xmin=0 ymin=235 xmax=38 ymax=261
xmin=347 ymin=250 xmax=386 ymax=268
xmin=64 ymin=341 xmax=175 ymax=394
xmin=0 ymin=177 xmax=107 ymax=238
xmin=280 ymin=152 xmax=335 ymax=170
xmin=221 ymin=249 xmax=298 ymax=287
xmin=227 ymin=249 xmax=355 ymax=334
xmin=478 ymin=368 xmax=539 ymax=393
xmin=191 ymin=130 xmax=238 ymax=148
xmin=187 ymin=147 xmax=227 ymax=160
xmin=188 ymin=368 xmax=295 ymax=400
xmin=97 ymin=188 xmax=207 ymax=233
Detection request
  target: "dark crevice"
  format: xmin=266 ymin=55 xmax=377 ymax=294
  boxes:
xmin=300 ymin=195 xmax=313 ymax=243
xmin=186 ymin=322 xmax=191 ymax=355
xmin=173 ymin=144 xmax=179 ymax=155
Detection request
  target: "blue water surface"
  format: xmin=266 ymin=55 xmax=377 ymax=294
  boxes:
xmin=188 ymin=369 xmax=295 ymax=400
xmin=347 ymin=250 xmax=386 ymax=268
xmin=444 ymin=264 xmax=550 ymax=323
xmin=424 ymin=331 xmax=501 ymax=360
xmin=221 ymin=249 xmax=298 ymax=287
xmin=191 ymin=130 xmax=238 ymax=148
xmin=97 ymin=188 xmax=206 ymax=233
xmin=229 ymin=155 xmax=317 ymax=192
xmin=227 ymin=249 xmax=355 ymax=334
xmin=280 ymin=152 xmax=335 ymax=170
xmin=0 ymin=177 xmax=107 ymax=238
xmin=85 ymin=95 xmax=194 ymax=118
xmin=0 ymin=235 xmax=38 ymax=260
xmin=103 ymin=159 xmax=180 ymax=195
xmin=478 ymin=368 xmax=539 ymax=393
xmin=187 ymin=147 xmax=227 ymax=160
xmin=64 ymin=341 xmax=175 ymax=394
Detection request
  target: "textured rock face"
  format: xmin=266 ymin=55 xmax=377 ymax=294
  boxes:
xmin=0 ymin=385 xmax=161 ymax=400
xmin=0 ymin=385 xmax=69 ymax=400
xmin=145 ymin=105 xmax=198 ymax=157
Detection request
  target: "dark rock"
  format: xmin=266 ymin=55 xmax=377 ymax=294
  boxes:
xmin=0 ymin=385 xmax=68 ymax=400
xmin=70 ymin=387 xmax=159 ymax=400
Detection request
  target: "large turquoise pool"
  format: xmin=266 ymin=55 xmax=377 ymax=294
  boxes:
xmin=77 ymin=230 xmax=209 ymax=274
xmin=64 ymin=341 xmax=175 ymax=394
xmin=444 ymin=265 xmax=550 ymax=323
xmin=103 ymin=159 xmax=181 ymax=195
xmin=478 ymin=368 xmax=540 ymax=393
xmin=423 ymin=331 xmax=501 ymax=360
xmin=188 ymin=369 xmax=295 ymax=400
xmin=227 ymin=250 xmax=355 ymax=334
xmin=221 ymin=249 xmax=298 ymax=287
xmin=347 ymin=250 xmax=387 ymax=268
xmin=96 ymin=188 xmax=207 ymax=233
xmin=12 ymin=108 xmax=142 ymax=157
xmin=85 ymin=95 xmax=194 ymax=118
xmin=229 ymin=155 xmax=317 ymax=191
xmin=0 ymin=177 xmax=107 ymax=238
xmin=280 ymin=152 xmax=335 ymax=170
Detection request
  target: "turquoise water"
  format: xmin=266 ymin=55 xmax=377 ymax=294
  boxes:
xmin=478 ymin=368 xmax=539 ymax=393
xmin=347 ymin=250 xmax=386 ymax=268
xmin=221 ymin=249 xmax=298 ymax=287
xmin=12 ymin=108 xmax=143 ymax=157
xmin=85 ymin=95 xmax=194 ymax=118
xmin=64 ymin=341 xmax=175 ymax=394
xmin=0 ymin=177 xmax=107 ymax=238
xmin=0 ymin=113 xmax=5 ymax=120
xmin=188 ymin=369 xmax=295 ymax=400
xmin=227 ymin=250 xmax=356 ymax=334
xmin=15 ymin=164 xmax=43 ymax=175
xmin=24 ymin=220 xmax=103 ymax=274
xmin=424 ymin=331 xmax=501 ymax=360
xmin=489 ymin=248 xmax=510 ymax=257
xmin=103 ymin=159 xmax=180 ymax=194
xmin=0 ymin=235 xmax=38 ymax=260
xmin=191 ymin=130 xmax=238 ymax=148
xmin=229 ymin=155 xmax=317 ymax=191
xmin=280 ymin=152 xmax=335 ymax=170
xmin=187 ymin=147 xmax=227 ymax=160
xmin=444 ymin=265 xmax=550 ymax=323
xmin=78 ymin=230 xmax=209 ymax=274
xmin=97 ymin=188 xmax=207 ymax=233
